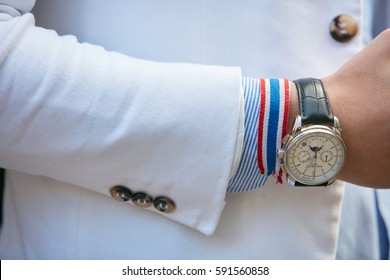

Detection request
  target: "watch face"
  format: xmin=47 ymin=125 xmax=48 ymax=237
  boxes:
xmin=285 ymin=127 xmax=346 ymax=185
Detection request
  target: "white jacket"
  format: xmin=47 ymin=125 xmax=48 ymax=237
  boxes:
xmin=0 ymin=0 xmax=367 ymax=259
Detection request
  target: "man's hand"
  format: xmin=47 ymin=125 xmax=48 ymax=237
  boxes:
xmin=322 ymin=29 xmax=390 ymax=188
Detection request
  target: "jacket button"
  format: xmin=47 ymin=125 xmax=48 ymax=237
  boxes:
xmin=153 ymin=196 xmax=176 ymax=213
xmin=132 ymin=192 xmax=153 ymax=208
xmin=109 ymin=185 xmax=132 ymax=202
xmin=330 ymin=14 xmax=358 ymax=42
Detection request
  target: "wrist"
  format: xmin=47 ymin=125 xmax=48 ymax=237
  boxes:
xmin=321 ymin=75 xmax=350 ymax=182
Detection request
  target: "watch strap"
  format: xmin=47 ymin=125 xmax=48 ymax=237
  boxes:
xmin=293 ymin=78 xmax=334 ymax=126
xmin=294 ymin=181 xmax=329 ymax=187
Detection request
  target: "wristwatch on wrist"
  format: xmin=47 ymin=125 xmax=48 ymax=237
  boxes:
xmin=278 ymin=78 xmax=346 ymax=187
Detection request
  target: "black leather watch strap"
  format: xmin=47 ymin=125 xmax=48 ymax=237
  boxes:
xmin=293 ymin=78 xmax=334 ymax=126
xmin=295 ymin=181 xmax=329 ymax=187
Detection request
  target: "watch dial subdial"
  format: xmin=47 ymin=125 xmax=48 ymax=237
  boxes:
xmin=297 ymin=151 xmax=310 ymax=162
xmin=320 ymin=150 xmax=334 ymax=163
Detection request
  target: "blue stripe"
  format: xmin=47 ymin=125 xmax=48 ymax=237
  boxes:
xmin=228 ymin=78 xmax=255 ymax=192
xmin=266 ymin=79 xmax=280 ymax=175
xmin=228 ymin=77 xmax=253 ymax=192
xmin=227 ymin=77 xmax=268 ymax=192
xmin=236 ymin=78 xmax=261 ymax=191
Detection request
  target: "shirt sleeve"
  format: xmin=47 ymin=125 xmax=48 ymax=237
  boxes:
xmin=228 ymin=77 xmax=291 ymax=192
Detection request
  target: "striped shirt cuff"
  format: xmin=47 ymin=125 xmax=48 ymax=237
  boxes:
xmin=227 ymin=77 xmax=290 ymax=192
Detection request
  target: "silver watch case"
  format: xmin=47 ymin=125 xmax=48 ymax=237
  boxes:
xmin=278 ymin=116 xmax=346 ymax=187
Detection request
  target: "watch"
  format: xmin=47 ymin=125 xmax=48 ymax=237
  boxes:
xmin=278 ymin=78 xmax=346 ymax=186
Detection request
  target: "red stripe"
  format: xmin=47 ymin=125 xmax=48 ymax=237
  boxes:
xmin=278 ymin=79 xmax=290 ymax=178
xmin=257 ymin=79 xmax=266 ymax=174
xmin=281 ymin=79 xmax=290 ymax=141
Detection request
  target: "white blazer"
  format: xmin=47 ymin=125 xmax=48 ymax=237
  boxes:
xmin=0 ymin=0 xmax=365 ymax=259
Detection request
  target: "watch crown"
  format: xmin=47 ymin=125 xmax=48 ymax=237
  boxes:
xmin=277 ymin=149 xmax=285 ymax=159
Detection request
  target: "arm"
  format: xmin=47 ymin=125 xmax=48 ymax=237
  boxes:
xmin=321 ymin=28 xmax=390 ymax=188
xmin=0 ymin=12 xmax=242 ymax=234
xmin=282 ymin=29 xmax=390 ymax=188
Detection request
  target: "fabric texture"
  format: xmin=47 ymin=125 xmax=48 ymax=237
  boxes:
xmin=227 ymin=77 xmax=290 ymax=192
xmin=0 ymin=0 xmax=359 ymax=259
xmin=0 ymin=13 xmax=243 ymax=235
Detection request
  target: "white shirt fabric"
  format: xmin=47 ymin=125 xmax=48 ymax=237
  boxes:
xmin=0 ymin=0 xmax=371 ymax=259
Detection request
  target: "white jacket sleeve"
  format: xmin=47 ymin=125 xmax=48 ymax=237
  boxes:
xmin=0 ymin=11 xmax=243 ymax=234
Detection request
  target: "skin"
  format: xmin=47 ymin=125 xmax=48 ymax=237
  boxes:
xmin=288 ymin=29 xmax=390 ymax=188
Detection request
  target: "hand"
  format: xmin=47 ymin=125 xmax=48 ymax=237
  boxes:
xmin=321 ymin=29 xmax=390 ymax=188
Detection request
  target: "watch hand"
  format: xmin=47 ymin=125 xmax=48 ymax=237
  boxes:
xmin=310 ymin=145 xmax=324 ymax=159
